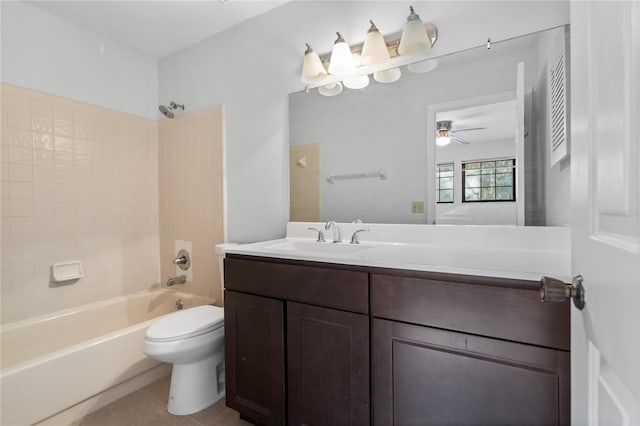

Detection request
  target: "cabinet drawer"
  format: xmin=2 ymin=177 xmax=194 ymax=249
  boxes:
xmin=225 ymin=257 xmax=369 ymax=314
xmin=371 ymin=273 xmax=570 ymax=350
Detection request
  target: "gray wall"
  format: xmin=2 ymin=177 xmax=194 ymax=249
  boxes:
xmin=0 ymin=1 xmax=158 ymax=119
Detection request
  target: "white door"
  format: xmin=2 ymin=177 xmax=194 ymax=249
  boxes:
xmin=571 ymin=2 xmax=640 ymax=425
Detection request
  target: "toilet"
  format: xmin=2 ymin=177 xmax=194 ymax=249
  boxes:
xmin=143 ymin=305 xmax=225 ymax=415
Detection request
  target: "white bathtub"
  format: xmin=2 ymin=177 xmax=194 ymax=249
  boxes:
xmin=0 ymin=289 xmax=214 ymax=426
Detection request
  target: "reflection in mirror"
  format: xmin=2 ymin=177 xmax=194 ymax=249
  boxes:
xmin=434 ymin=96 xmax=521 ymax=225
xmin=289 ymin=26 xmax=570 ymax=226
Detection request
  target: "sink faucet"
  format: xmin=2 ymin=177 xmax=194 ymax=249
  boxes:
xmin=350 ymin=228 xmax=370 ymax=244
xmin=324 ymin=221 xmax=341 ymax=243
xmin=167 ymin=275 xmax=187 ymax=287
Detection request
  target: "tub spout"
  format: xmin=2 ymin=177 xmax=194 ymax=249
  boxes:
xmin=167 ymin=275 xmax=187 ymax=287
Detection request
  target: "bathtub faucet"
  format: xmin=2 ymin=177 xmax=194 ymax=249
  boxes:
xmin=167 ymin=275 xmax=187 ymax=287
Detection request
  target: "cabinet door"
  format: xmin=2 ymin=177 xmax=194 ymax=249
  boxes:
xmin=224 ymin=290 xmax=285 ymax=426
xmin=287 ymin=302 xmax=370 ymax=426
xmin=373 ymin=319 xmax=570 ymax=426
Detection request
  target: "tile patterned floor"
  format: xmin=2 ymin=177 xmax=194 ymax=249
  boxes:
xmin=70 ymin=376 xmax=251 ymax=426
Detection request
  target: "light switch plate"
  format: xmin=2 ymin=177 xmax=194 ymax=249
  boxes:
xmin=411 ymin=201 xmax=425 ymax=214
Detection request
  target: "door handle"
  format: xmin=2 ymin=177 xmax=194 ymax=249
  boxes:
xmin=540 ymin=275 xmax=586 ymax=310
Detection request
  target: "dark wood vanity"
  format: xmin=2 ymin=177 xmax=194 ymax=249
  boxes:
xmin=224 ymin=254 xmax=570 ymax=426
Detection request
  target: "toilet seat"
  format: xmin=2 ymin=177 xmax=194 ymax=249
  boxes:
xmin=146 ymin=305 xmax=224 ymax=343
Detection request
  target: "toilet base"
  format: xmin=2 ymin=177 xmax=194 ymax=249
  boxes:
xmin=167 ymin=352 xmax=225 ymax=415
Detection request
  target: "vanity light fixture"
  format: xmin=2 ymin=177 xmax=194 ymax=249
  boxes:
xmin=398 ymin=6 xmax=431 ymax=56
xmin=328 ymin=32 xmax=356 ymax=76
xmin=301 ymin=43 xmax=328 ymax=84
xmin=361 ymin=20 xmax=390 ymax=66
xmin=302 ymin=5 xmax=437 ymax=96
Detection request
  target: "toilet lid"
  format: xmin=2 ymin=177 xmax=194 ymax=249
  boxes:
xmin=146 ymin=305 xmax=224 ymax=342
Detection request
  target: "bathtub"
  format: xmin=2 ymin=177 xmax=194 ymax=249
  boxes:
xmin=0 ymin=289 xmax=214 ymax=426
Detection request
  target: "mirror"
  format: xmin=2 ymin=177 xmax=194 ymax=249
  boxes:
xmin=289 ymin=26 xmax=570 ymax=226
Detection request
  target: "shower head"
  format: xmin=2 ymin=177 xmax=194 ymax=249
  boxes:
xmin=159 ymin=105 xmax=174 ymax=118
xmin=159 ymin=101 xmax=185 ymax=119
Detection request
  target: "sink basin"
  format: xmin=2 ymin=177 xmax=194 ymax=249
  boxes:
xmin=264 ymin=240 xmax=374 ymax=256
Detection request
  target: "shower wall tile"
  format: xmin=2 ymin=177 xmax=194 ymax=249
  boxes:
xmin=158 ymin=108 xmax=224 ymax=305
xmin=0 ymin=83 xmax=160 ymax=324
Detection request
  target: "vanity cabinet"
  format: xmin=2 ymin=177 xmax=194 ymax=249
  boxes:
xmin=224 ymin=255 xmax=570 ymax=426
xmin=371 ymin=271 xmax=570 ymax=426
xmin=224 ymin=256 xmax=370 ymax=426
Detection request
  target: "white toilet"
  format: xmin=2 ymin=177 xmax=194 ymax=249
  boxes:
xmin=143 ymin=305 xmax=225 ymax=415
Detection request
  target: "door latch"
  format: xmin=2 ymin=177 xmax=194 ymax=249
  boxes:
xmin=540 ymin=275 xmax=586 ymax=310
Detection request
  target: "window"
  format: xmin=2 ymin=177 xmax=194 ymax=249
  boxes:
xmin=462 ymin=159 xmax=515 ymax=202
xmin=436 ymin=163 xmax=454 ymax=203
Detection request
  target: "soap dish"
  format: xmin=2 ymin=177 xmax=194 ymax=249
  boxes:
xmin=52 ymin=261 xmax=84 ymax=282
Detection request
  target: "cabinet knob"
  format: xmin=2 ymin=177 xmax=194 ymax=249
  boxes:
xmin=540 ymin=275 xmax=585 ymax=310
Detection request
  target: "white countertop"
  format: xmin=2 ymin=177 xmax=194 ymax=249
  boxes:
xmin=222 ymin=223 xmax=572 ymax=283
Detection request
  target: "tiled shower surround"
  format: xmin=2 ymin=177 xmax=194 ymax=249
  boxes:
xmin=158 ymin=108 xmax=224 ymax=304
xmin=1 ymin=83 xmax=222 ymax=324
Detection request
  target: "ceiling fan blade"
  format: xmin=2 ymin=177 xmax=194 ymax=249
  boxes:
xmin=451 ymin=127 xmax=487 ymax=133
xmin=453 ymin=136 xmax=470 ymax=145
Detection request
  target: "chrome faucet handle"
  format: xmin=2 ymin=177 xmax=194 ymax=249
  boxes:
xmin=307 ymin=227 xmax=326 ymax=242
xmin=350 ymin=228 xmax=370 ymax=244
xmin=352 ymin=219 xmax=363 ymax=224
xmin=172 ymin=249 xmax=191 ymax=271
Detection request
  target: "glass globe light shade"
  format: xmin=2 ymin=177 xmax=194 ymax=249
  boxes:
xmin=436 ymin=136 xmax=451 ymax=146
xmin=373 ymin=67 xmax=401 ymax=83
xmin=318 ymin=82 xmax=343 ymax=97
xmin=361 ymin=21 xmax=390 ymax=66
xmin=343 ymin=75 xmax=370 ymax=90
xmin=398 ymin=6 xmax=431 ymax=56
xmin=301 ymin=44 xmax=327 ymax=84
xmin=328 ymin=33 xmax=356 ymax=76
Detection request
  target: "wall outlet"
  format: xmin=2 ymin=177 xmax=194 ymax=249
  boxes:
xmin=411 ymin=201 xmax=425 ymax=214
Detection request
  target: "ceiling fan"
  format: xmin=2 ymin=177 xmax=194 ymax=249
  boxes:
xmin=436 ymin=120 xmax=487 ymax=146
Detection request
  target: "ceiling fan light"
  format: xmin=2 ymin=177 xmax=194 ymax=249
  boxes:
xmin=343 ymin=74 xmax=370 ymax=90
xmin=361 ymin=21 xmax=390 ymax=66
xmin=398 ymin=6 xmax=431 ymax=56
xmin=373 ymin=67 xmax=401 ymax=83
xmin=436 ymin=136 xmax=451 ymax=146
xmin=301 ymin=43 xmax=328 ymax=84
xmin=318 ymin=82 xmax=343 ymax=97
xmin=328 ymin=32 xmax=356 ymax=76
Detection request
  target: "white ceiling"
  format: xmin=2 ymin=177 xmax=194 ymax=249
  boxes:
xmin=27 ymin=0 xmax=289 ymax=58
xmin=437 ymin=100 xmax=517 ymax=145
